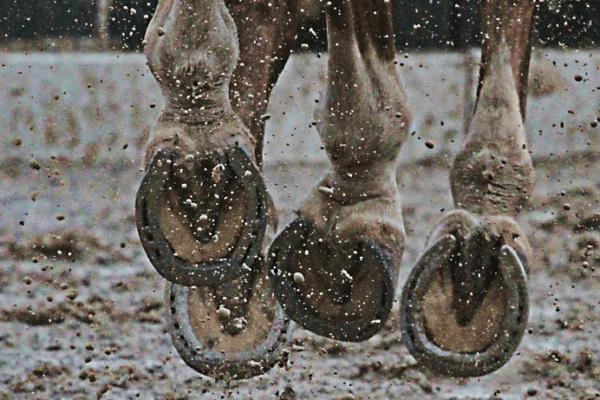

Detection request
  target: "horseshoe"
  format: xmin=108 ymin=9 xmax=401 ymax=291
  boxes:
xmin=268 ymin=218 xmax=395 ymax=342
xmin=400 ymin=235 xmax=529 ymax=377
xmin=136 ymin=146 xmax=269 ymax=287
xmin=166 ymin=265 xmax=295 ymax=380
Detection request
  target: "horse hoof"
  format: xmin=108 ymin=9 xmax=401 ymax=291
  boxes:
xmin=136 ymin=146 xmax=268 ymax=287
xmin=400 ymin=234 xmax=529 ymax=377
xmin=268 ymin=218 xmax=395 ymax=342
xmin=166 ymin=264 xmax=294 ymax=380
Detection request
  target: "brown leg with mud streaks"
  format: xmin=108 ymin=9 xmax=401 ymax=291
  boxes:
xmin=227 ymin=0 xmax=300 ymax=167
xmin=137 ymin=0 xmax=296 ymax=379
xmin=268 ymin=0 xmax=412 ymax=342
xmin=400 ymin=0 xmax=535 ymax=377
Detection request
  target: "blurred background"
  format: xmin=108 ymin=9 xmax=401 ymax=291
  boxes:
xmin=1 ymin=0 xmax=598 ymax=167
xmin=1 ymin=0 xmax=599 ymax=52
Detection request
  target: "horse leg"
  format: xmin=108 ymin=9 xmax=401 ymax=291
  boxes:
xmin=227 ymin=0 xmax=300 ymax=167
xmin=400 ymin=0 xmax=535 ymax=377
xmin=268 ymin=0 xmax=412 ymax=342
xmin=137 ymin=0 xmax=298 ymax=379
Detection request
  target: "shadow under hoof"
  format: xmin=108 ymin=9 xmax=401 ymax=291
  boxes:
xmin=166 ymin=265 xmax=294 ymax=380
xmin=136 ymin=146 xmax=268 ymax=287
xmin=400 ymin=235 xmax=529 ymax=377
xmin=268 ymin=218 xmax=395 ymax=342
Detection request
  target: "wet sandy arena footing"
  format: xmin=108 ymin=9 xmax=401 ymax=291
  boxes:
xmin=1 ymin=51 xmax=600 ymax=399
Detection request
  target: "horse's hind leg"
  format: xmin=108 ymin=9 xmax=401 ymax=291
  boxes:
xmin=227 ymin=0 xmax=300 ymax=167
xmin=137 ymin=0 xmax=298 ymax=379
xmin=268 ymin=0 xmax=412 ymax=342
xmin=400 ymin=0 xmax=535 ymax=377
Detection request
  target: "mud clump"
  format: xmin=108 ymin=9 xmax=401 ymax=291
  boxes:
xmin=4 ymin=229 xmax=101 ymax=262
xmin=277 ymin=385 xmax=297 ymax=400
xmin=350 ymin=360 xmax=413 ymax=382
xmin=520 ymin=350 xmax=572 ymax=381
xmin=31 ymin=361 xmax=71 ymax=378
xmin=11 ymin=361 xmax=71 ymax=394
xmin=573 ymin=347 xmax=596 ymax=375
xmin=1 ymin=303 xmax=68 ymax=326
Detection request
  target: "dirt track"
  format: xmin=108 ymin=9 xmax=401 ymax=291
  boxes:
xmin=1 ymin=51 xmax=600 ymax=399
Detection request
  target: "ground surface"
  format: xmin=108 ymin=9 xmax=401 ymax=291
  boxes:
xmin=0 ymin=51 xmax=600 ymax=399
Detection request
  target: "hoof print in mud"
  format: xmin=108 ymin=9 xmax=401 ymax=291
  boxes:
xmin=268 ymin=218 xmax=395 ymax=342
xmin=400 ymin=234 xmax=529 ymax=377
xmin=135 ymin=146 xmax=268 ymax=287
xmin=166 ymin=269 xmax=294 ymax=380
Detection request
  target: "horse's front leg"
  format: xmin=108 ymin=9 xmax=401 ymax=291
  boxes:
xmin=136 ymin=0 xmax=295 ymax=379
xmin=268 ymin=0 xmax=412 ymax=342
xmin=138 ymin=0 xmax=268 ymax=287
xmin=400 ymin=0 xmax=535 ymax=377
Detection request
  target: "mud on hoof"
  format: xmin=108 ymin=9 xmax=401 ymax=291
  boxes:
xmin=166 ymin=263 xmax=294 ymax=380
xmin=136 ymin=146 xmax=268 ymax=287
xmin=400 ymin=234 xmax=529 ymax=377
xmin=268 ymin=218 xmax=395 ymax=342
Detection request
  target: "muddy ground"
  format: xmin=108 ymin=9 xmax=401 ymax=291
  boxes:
xmin=1 ymin=51 xmax=600 ymax=399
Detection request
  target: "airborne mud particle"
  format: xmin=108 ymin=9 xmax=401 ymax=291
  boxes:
xmin=277 ymin=385 xmax=296 ymax=400
xmin=217 ymin=306 xmax=231 ymax=319
xmin=29 ymin=160 xmax=41 ymax=170
xmin=293 ymin=272 xmax=305 ymax=284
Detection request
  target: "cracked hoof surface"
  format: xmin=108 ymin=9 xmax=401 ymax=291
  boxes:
xmin=166 ymin=265 xmax=294 ymax=380
xmin=136 ymin=146 xmax=268 ymax=286
xmin=400 ymin=234 xmax=529 ymax=377
xmin=268 ymin=218 xmax=395 ymax=342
